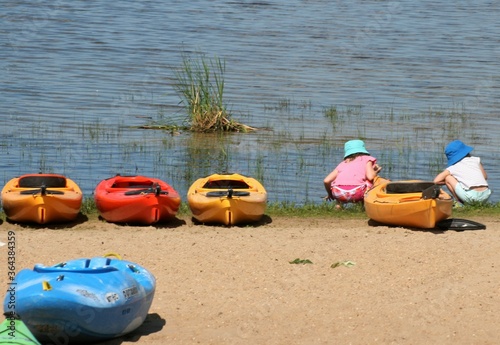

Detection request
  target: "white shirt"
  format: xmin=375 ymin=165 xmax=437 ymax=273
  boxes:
xmin=447 ymin=156 xmax=488 ymax=189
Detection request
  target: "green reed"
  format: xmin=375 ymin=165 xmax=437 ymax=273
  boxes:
xmin=264 ymin=98 xmax=291 ymax=111
xmin=173 ymin=53 xmax=254 ymax=132
xmin=323 ymin=106 xmax=338 ymax=124
xmin=254 ymin=155 xmax=265 ymax=183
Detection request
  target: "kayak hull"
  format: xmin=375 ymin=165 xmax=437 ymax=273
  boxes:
xmin=1 ymin=174 xmax=82 ymax=224
xmin=187 ymin=173 xmax=267 ymax=226
xmin=364 ymin=180 xmax=453 ymax=229
xmin=94 ymin=175 xmax=181 ymax=224
xmin=3 ymin=256 xmax=155 ymax=344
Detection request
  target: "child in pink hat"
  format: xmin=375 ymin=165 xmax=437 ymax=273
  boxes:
xmin=323 ymin=139 xmax=382 ymax=208
xmin=434 ymin=140 xmax=491 ymax=205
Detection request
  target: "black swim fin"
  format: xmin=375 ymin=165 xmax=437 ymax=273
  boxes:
xmin=436 ymin=218 xmax=486 ymax=231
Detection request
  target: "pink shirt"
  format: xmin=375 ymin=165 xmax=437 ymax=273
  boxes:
xmin=332 ymin=155 xmax=377 ymax=186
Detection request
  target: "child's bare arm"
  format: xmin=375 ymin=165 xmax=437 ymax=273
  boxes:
xmin=434 ymin=170 xmax=450 ymax=184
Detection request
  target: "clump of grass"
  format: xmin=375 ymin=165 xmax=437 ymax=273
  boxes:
xmin=173 ymin=54 xmax=255 ymax=133
xmin=277 ymin=98 xmax=291 ymax=110
xmin=264 ymin=98 xmax=291 ymax=111
xmin=80 ymin=197 xmax=99 ymax=220
xmin=176 ymin=202 xmax=192 ymax=216
xmin=323 ymin=106 xmax=338 ymax=119
xmin=323 ymin=105 xmax=338 ymax=128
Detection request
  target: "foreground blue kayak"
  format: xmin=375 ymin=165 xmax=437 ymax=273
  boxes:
xmin=3 ymin=255 xmax=155 ymax=344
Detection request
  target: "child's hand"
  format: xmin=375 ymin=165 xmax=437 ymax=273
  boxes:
xmin=374 ymin=164 xmax=382 ymax=173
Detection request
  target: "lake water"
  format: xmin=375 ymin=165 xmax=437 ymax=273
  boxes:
xmin=1 ymin=0 xmax=499 ymax=204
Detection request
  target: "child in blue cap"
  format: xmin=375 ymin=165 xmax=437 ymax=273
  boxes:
xmin=323 ymin=139 xmax=382 ymax=208
xmin=434 ymin=140 xmax=491 ymax=205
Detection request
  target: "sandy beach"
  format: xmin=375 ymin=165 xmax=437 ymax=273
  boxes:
xmin=1 ymin=214 xmax=499 ymax=345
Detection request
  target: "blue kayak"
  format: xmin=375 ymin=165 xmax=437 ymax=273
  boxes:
xmin=3 ymin=255 xmax=155 ymax=344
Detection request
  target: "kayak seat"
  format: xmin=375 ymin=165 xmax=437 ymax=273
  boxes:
xmin=386 ymin=182 xmax=436 ymax=194
xmin=19 ymin=176 xmax=67 ymax=188
xmin=112 ymin=182 xmax=154 ymax=188
xmin=34 ymin=265 xmax=118 ymax=274
xmin=34 ymin=258 xmax=119 ymax=273
xmin=203 ymin=180 xmax=250 ymax=189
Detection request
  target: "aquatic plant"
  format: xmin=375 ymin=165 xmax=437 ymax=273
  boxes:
xmin=264 ymin=98 xmax=291 ymax=111
xmin=277 ymin=98 xmax=291 ymax=111
xmin=323 ymin=106 xmax=338 ymax=121
xmin=254 ymin=155 xmax=265 ymax=183
xmin=173 ymin=54 xmax=255 ymax=133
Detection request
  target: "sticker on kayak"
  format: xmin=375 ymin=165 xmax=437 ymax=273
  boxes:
xmin=106 ymin=292 xmax=120 ymax=303
xmin=122 ymin=286 xmax=139 ymax=299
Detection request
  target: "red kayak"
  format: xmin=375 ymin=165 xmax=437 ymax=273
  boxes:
xmin=94 ymin=175 xmax=181 ymax=224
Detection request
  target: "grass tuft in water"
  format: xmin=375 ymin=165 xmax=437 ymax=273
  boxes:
xmin=323 ymin=106 xmax=338 ymax=119
xmin=173 ymin=53 xmax=255 ymax=133
xmin=323 ymin=106 xmax=338 ymax=129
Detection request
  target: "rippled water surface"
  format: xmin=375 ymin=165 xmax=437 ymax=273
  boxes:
xmin=1 ymin=0 xmax=499 ymax=204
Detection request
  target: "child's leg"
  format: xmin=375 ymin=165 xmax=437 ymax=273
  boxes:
xmin=334 ymin=201 xmax=343 ymax=210
xmin=444 ymin=174 xmax=461 ymax=202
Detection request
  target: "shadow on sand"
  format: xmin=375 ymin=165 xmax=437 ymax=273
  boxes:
xmin=367 ymin=218 xmax=486 ymax=233
xmin=4 ymin=212 xmax=89 ymax=230
xmin=190 ymin=214 xmax=273 ymax=228
xmin=94 ymin=313 xmax=166 ymax=345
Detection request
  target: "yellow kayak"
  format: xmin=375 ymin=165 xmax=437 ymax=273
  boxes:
xmin=187 ymin=173 xmax=267 ymax=226
xmin=364 ymin=180 xmax=453 ymax=229
xmin=1 ymin=174 xmax=83 ymax=224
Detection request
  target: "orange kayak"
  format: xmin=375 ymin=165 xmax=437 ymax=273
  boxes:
xmin=187 ymin=173 xmax=267 ymax=226
xmin=94 ymin=175 xmax=181 ymax=224
xmin=1 ymin=173 xmax=83 ymax=224
xmin=364 ymin=180 xmax=453 ymax=229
